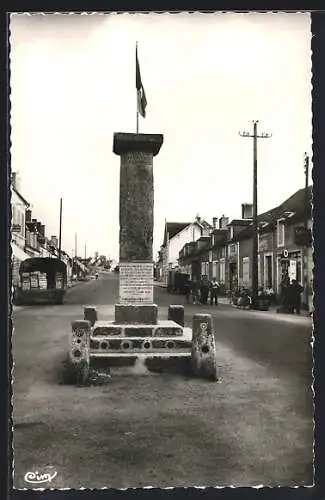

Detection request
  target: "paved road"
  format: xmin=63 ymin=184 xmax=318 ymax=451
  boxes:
xmin=12 ymin=273 xmax=313 ymax=488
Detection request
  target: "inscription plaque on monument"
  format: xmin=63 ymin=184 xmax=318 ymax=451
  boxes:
xmin=119 ymin=262 xmax=153 ymax=304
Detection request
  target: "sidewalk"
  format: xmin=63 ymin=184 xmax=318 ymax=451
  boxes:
xmin=155 ymin=283 xmax=312 ymax=321
xmin=154 ymin=281 xmax=167 ymax=288
xmin=217 ymin=296 xmax=312 ymax=318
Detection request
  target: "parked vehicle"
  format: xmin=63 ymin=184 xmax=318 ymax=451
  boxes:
xmin=236 ymin=288 xmax=253 ymax=309
xmin=230 ymin=287 xmax=270 ymax=311
xmin=167 ymin=271 xmax=190 ymax=294
xmin=14 ymin=257 xmax=67 ymax=305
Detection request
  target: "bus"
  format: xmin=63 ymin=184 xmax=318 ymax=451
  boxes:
xmin=14 ymin=257 xmax=67 ymax=305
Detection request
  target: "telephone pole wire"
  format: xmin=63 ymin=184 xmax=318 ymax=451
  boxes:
xmin=239 ymin=120 xmax=272 ymax=308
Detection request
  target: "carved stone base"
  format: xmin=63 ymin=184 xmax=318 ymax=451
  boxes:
xmin=115 ymin=304 xmax=158 ymax=324
xmin=191 ymin=314 xmax=218 ymax=381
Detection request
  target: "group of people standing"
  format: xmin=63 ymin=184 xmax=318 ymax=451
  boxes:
xmin=184 ymin=276 xmax=220 ymax=306
xmin=280 ymin=279 xmax=304 ymax=314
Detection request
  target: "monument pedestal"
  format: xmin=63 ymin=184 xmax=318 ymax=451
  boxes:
xmin=115 ymin=304 xmax=158 ymax=324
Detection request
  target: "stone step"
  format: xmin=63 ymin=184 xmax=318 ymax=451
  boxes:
xmin=89 ymin=336 xmax=192 ymax=351
xmin=91 ymin=320 xmax=184 ymax=338
xmin=90 ymin=352 xmax=191 ymax=358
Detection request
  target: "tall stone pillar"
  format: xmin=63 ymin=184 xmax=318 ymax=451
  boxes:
xmin=113 ymin=132 xmax=164 ymax=324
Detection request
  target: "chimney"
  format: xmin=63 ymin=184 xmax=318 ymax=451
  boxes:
xmin=219 ymin=215 xmax=229 ymax=229
xmin=26 ymin=209 xmax=32 ymax=222
xmin=37 ymin=222 xmax=42 ymax=233
xmin=241 ymin=203 xmax=253 ymax=219
xmin=40 ymin=224 xmax=45 ymax=236
xmin=212 ymin=217 xmax=218 ymax=229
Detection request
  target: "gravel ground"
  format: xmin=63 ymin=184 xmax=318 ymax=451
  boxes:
xmin=12 ymin=297 xmax=313 ymax=489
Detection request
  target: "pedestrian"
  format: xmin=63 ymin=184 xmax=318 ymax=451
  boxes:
xmin=290 ymin=279 xmax=303 ymax=314
xmin=200 ymin=276 xmax=210 ymax=305
xmin=191 ymin=277 xmax=200 ymax=305
xmin=279 ymin=278 xmax=291 ymax=313
xmin=210 ymin=278 xmax=220 ymax=305
xmin=184 ymin=278 xmax=192 ymax=304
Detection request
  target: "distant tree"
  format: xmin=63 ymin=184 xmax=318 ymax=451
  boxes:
xmin=96 ymin=255 xmax=113 ymax=269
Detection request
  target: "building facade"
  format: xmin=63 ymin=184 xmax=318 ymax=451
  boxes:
xmin=159 ymin=216 xmax=212 ymax=284
xmin=11 ymin=175 xmax=31 ymax=288
xmin=177 ymin=187 xmax=313 ymax=310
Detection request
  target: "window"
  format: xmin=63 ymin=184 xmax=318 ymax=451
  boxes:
xmin=229 ymin=243 xmax=237 ymax=256
xmin=277 ymin=220 xmax=285 ymax=247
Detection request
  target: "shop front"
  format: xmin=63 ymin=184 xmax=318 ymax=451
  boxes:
xmin=276 ymin=248 xmax=302 ymax=293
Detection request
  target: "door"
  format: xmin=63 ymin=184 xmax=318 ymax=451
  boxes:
xmin=265 ymin=255 xmax=273 ymax=288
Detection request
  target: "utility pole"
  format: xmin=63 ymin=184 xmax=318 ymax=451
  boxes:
xmin=75 ymin=233 xmax=78 ymax=259
xmin=84 ymin=242 xmax=87 ymax=261
xmin=239 ymin=120 xmax=272 ymax=308
xmin=58 ymin=198 xmax=63 ymax=260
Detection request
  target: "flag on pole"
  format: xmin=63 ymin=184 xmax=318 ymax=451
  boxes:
xmin=136 ymin=44 xmax=147 ymax=118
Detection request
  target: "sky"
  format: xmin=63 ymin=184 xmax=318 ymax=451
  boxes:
xmin=10 ymin=12 xmax=312 ymax=261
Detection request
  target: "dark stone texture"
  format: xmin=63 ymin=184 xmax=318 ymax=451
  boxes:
xmin=92 ymin=325 xmax=122 ymax=337
xmin=168 ymin=305 xmax=185 ymax=327
xmin=115 ymin=304 xmax=158 ymax=324
xmin=154 ymin=326 xmax=183 ymax=337
xmin=124 ymin=327 xmax=153 ymax=337
xmin=113 ymin=133 xmax=164 ymax=157
xmin=72 ymin=320 xmax=91 ymax=333
xmin=83 ymin=306 xmax=98 ymax=326
xmin=119 ymin=150 xmax=154 ymax=262
xmin=191 ymin=314 xmax=218 ymax=381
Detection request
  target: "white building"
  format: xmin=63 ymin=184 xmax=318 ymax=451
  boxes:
xmin=160 ymin=216 xmax=212 ymax=283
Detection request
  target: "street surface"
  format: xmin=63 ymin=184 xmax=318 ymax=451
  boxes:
xmin=12 ymin=273 xmax=313 ymax=488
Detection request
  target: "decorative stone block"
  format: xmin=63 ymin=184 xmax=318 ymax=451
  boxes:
xmin=124 ymin=326 xmax=153 ymax=337
xmin=153 ymin=325 xmax=183 ymax=337
xmin=115 ymin=304 xmax=158 ymax=325
xmin=168 ymin=305 xmax=185 ymax=327
xmin=84 ymin=306 xmax=98 ymax=326
xmin=191 ymin=314 xmax=218 ymax=381
xmin=70 ymin=320 xmax=91 ymax=385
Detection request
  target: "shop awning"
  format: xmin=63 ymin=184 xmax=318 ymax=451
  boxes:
xmin=12 ymin=242 xmax=30 ymax=262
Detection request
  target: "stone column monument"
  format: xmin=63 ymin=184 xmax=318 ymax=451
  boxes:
xmin=68 ymin=131 xmax=217 ymax=382
xmin=113 ymin=132 xmax=163 ymax=325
